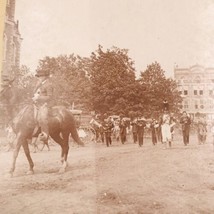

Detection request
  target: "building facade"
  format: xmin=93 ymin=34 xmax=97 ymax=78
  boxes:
xmin=2 ymin=0 xmax=22 ymax=79
xmin=174 ymin=64 xmax=214 ymax=119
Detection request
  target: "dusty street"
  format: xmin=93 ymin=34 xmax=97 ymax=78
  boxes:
xmin=0 ymin=134 xmax=214 ymax=214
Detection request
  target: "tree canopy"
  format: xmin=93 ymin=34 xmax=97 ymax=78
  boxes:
xmin=139 ymin=62 xmax=182 ymax=117
xmin=8 ymin=47 xmax=182 ymax=118
xmin=88 ymin=46 xmax=144 ymax=116
xmin=36 ymin=55 xmax=92 ymax=110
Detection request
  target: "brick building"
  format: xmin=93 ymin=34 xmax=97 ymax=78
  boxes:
xmin=2 ymin=0 xmax=22 ymax=80
xmin=174 ymin=64 xmax=214 ymax=119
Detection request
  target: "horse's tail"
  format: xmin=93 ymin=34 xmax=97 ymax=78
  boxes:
xmin=52 ymin=106 xmax=84 ymax=146
xmin=65 ymin=110 xmax=84 ymax=146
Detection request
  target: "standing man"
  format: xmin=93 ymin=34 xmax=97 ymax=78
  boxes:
xmin=130 ymin=118 xmax=138 ymax=144
xmin=180 ymin=111 xmax=191 ymax=146
xmin=196 ymin=116 xmax=207 ymax=145
xmin=103 ymin=117 xmax=114 ymax=147
xmin=119 ymin=118 xmax=127 ymax=144
xmin=32 ymin=70 xmax=53 ymax=141
xmin=150 ymin=118 xmax=159 ymax=145
xmin=136 ymin=117 xmax=147 ymax=147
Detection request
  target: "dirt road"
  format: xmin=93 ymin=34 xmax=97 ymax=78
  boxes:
xmin=0 ymin=135 xmax=214 ymax=214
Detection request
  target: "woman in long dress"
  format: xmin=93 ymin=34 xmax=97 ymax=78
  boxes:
xmin=161 ymin=111 xmax=175 ymax=149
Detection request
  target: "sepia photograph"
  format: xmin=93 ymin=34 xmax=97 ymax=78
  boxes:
xmin=0 ymin=0 xmax=214 ymax=213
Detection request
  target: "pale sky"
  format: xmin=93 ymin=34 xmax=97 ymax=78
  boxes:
xmin=15 ymin=0 xmax=214 ymax=77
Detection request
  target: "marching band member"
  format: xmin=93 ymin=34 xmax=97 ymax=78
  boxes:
xmin=136 ymin=117 xmax=147 ymax=147
xmin=180 ymin=111 xmax=191 ymax=146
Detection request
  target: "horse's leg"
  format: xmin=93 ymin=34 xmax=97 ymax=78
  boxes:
xmin=59 ymin=132 xmax=70 ymax=173
xmin=9 ymin=132 xmax=22 ymax=177
xmin=22 ymin=140 xmax=34 ymax=175
xmin=51 ymin=132 xmax=67 ymax=173
xmin=51 ymin=132 xmax=64 ymax=161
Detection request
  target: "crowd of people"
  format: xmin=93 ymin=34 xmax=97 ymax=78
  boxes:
xmin=1 ymin=71 xmax=212 ymax=150
xmin=90 ymin=103 xmax=211 ymax=149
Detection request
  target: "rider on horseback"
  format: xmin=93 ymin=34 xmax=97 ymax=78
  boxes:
xmin=32 ymin=69 xmax=53 ymax=141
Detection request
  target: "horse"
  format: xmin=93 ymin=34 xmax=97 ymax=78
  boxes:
xmin=0 ymin=84 xmax=84 ymax=176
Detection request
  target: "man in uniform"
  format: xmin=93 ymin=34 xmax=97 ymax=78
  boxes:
xmin=136 ymin=117 xmax=147 ymax=147
xmin=130 ymin=118 xmax=138 ymax=144
xmin=32 ymin=70 xmax=53 ymax=141
xmin=180 ymin=111 xmax=191 ymax=146
xmin=119 ymin=118 xmax=127 ymax=144
xmin=103 ymin=117 xmax=114 ymax=147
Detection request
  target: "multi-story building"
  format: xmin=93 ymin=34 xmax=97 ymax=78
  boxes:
xmin=174 ymin=64 xmax=214 ymax=119
xmin=2 ymin=0 xmax=22 ymax=80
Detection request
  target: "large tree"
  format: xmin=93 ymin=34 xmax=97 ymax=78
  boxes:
xmin=35 ymin=55 xmax=92 ymax=110
xmin=7 ymin=65 xmax=36 ymax=103
xmin=139 ymin=62 xmax=182 ymax=117
xmin=89 ymin=45 xmax=143 ymax=116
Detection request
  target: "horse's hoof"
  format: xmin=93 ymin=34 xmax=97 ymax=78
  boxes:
xmin=26 ymin=170 xmax=34 ymax=175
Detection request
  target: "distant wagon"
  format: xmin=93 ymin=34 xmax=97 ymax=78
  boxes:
xmin=70 ymin=109 xmax=94 ymax=142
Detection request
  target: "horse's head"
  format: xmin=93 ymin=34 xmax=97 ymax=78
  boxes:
xmin=0 ymin=83 xmax=17 ymax=105
xmin=0 ymin=81 xmax=22 ymax=120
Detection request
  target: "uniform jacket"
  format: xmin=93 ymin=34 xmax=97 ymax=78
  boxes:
xmin=33 ymin=78 xmax=53 ymax=106
xmin=136 ymin=120 xmax=146 ymax=137
xmin=180 ymin=115 xmax=191 ymax=131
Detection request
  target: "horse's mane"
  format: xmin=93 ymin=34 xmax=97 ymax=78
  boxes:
xmin=0 ymin=85 xmax=31 ymax=123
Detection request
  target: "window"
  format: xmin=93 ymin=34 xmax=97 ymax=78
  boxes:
xmin=209 ymin=90 xmax=213 ymax=95
xmin=199 ymin=90 xmax=203 ymax=95
xmin=184 ymin=101 xmax=188 ymax=109
xmin=194 ymin=76 xmax=201 ymax=83
xmin=195 ymin=100 xmax=198 ymax=109
xmin=184 ymin=90 xmax=188 ymax=95
xmin=194 ymin=90 xmax=197 ymax=95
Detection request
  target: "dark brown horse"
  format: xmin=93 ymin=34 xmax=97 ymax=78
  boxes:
xmin=0 ymin=84 xmax=84 ymax=176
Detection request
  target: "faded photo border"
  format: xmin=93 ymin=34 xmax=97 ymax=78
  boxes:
xmin=0 ymin=0 xmax=6 ymax=83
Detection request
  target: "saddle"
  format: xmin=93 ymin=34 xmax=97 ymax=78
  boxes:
xmin=32 ymin=105 xmax=65 ymax=137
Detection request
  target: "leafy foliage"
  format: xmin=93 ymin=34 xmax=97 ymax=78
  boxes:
xmin=10 ymin=65 xmax=36 ymax=103
xmin=36 ymin=55 xmax=92 ymax=110
xmin=139 ymin=62 xmax=182 ymax=117
xmin=88 ymin=46 xmax=143 ymax=115
xmin=7 ymin=49 xmax=182 ymax=118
